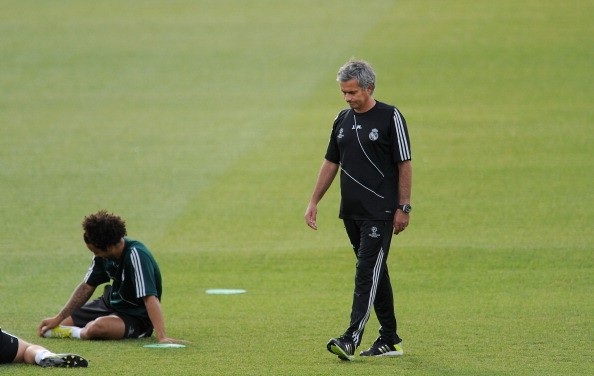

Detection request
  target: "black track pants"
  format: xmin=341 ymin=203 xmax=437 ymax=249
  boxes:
xmin=343 ymin=219 xmax=401 ymax=347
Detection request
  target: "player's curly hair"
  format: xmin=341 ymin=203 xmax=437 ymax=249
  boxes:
xmin=82 ymin=210 xmax=127 ymax=249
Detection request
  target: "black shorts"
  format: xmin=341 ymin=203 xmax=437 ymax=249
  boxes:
xmin=0 ymin=328 xmax=19 ymax=364
xmin=71 ymin=286 xmax=153 ymax=339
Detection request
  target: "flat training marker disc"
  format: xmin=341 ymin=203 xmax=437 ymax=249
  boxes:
xmin=144 ymin=343 xmax=186 ymax=348
xmin=205 ymin=289 xmax=247 ymax=295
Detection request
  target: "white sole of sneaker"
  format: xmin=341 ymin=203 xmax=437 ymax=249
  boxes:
xmin=371 ymin=350 xmax=403 ymax=357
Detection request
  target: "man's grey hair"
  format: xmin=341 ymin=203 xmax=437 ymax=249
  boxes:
xmin=337 ymin=59 xmax=376 ymax=94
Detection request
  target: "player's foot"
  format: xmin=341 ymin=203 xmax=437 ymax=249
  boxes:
xmin=42 ymin=326 xmax=73 ymax=338
xmin=359 ymin=337 xmax=403 ymax=357
xmin=327 ymin=336 xmax=355 ymax=361
xmin=39 ymin=354 xmax=88 ymax=368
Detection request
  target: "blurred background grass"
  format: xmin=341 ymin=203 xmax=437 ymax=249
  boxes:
xmin=1 ymin=0 xmax=592 ymax=375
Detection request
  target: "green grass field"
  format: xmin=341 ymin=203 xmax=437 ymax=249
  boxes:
xmin=1 ymin=0 xmax=592 ymax=375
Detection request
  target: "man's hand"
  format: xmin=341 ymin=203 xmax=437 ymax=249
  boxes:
xmin=304 ymin=159 xmax=339 ymax=231
xmin=393 ymin=210 xmax=410 ymax=235
xmin=38 ymin=316 xmax=63 ymax=337
xmin=159 ymin=337 xmax=190 ymax=344
xmin=304 ymin=203 xmax=318 ymax=230
xmin=143 ymin=295 xmax=187 ymax=344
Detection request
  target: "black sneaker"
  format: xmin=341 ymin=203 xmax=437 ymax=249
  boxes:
xmin=39 ymin=354 xmax=88 ymax=368
xmin=327 ymin=336 xmax=355 ymax=361
xmin=360 ymin=337 xmax=403 ymax=357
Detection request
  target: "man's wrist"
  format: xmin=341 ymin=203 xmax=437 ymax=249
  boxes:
xmin=397 ymin=203 xmax=412 ymax=214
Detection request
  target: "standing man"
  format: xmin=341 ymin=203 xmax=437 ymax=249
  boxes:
xmin=38 ymin=210 xmax=182 ymax=344
xmin=304 ymin=59 xmax=412 ymax=361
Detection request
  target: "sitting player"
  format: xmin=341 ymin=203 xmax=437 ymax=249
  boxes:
xmin=38 ymin=210 xmax=182 ymax=344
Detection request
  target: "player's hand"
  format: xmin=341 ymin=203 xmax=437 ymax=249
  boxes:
xmin=159 ymin=337 xmax=189 ymax=344
xmin=393 ymin=211 xmax=409 ymax=235
xmin=304 ymin=203 xmax=318 ymax=230
xmin=38 ymin=317 xmax=61 ymax=337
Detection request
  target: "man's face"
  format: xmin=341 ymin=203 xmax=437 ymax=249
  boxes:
xmin=340 ymin=79 xmax=373 ymax=112
xmin=85 ymin=242 xmax=117 ymax=260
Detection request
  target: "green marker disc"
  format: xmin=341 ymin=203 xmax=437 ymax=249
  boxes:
xmin=144 ymin=343 xmax=186 ymax=348
xmin=205 ymin=289 xmax=247 ymax=295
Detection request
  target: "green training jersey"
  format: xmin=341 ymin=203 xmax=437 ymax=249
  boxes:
xmin=83 ymin=237 xmax=162 ymax=319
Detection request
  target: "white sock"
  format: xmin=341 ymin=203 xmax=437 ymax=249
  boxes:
xmin=70 ymin=326 xmax=82 ymax=339
xmin=35 ymin=350 xmax=54 ymax=365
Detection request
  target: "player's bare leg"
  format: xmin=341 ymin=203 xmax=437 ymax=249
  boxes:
xmin=81 ymin=315 xmax=126 ymax=340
